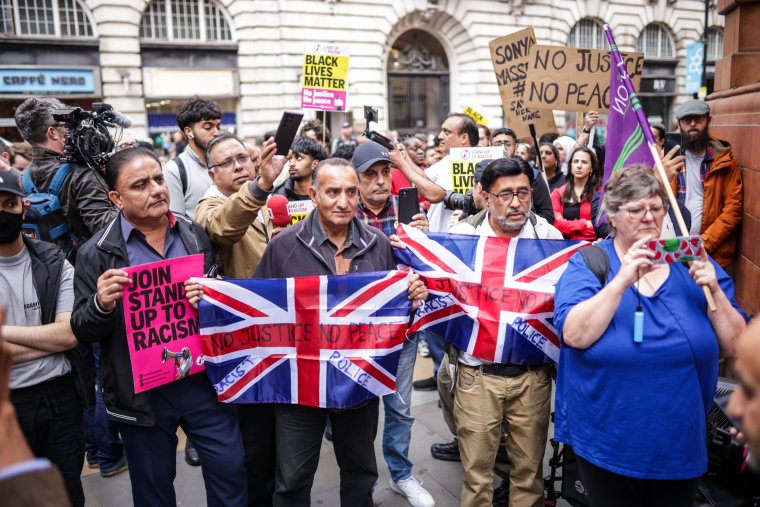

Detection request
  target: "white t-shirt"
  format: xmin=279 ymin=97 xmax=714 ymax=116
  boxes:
xmin=449 ymin=212 xmax=563 ymax=367
xmin=684 ymin=150 xmax=705 ymax=236
xmin=424 ymin=156 xmax=454 ymax=233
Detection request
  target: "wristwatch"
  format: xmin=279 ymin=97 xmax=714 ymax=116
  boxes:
xmin=582 ymin=128 xmax=591 ymax=134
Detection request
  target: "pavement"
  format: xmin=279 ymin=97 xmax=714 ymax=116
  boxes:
xmin=82 ymin=351 xmax=571 ymax=506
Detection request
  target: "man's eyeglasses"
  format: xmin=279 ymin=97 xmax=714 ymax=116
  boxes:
xmin=487 ymin=189 xmax=531 ymax=205
xmin=118 ymin=142 xmax=137 ymax=150
xmin=492 ymin=140 xmax=515 ymax=148
xmin=617 ymin=204 xmax=667 ymax=220
xmin=209 ymin=154 xmax=251 ymax=172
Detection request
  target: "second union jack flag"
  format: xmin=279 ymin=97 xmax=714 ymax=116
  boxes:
xmin=394 ymin=224 xmax=585 ymax=364
xmin=196 ymin=270 xmax=413 ymax=409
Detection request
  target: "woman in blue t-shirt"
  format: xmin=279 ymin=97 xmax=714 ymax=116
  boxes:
xmin=553 ymin=165 xmax=746 ymax=507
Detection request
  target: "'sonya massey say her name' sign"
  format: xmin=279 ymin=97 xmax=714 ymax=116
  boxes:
xmin=524 ymin=45 xmax=644 ymax=113
xmin=489 ymin=28 xmax=557 ymax=139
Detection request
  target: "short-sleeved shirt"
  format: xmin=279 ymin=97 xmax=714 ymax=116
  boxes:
xmin=553 ymin=239 xmax=744 ymax=480
xmin=1 ymin=246 xmax=74 ymax=389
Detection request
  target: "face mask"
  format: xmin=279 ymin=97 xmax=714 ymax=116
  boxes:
xmin=0 ymin=210 xmax=23 ymax=244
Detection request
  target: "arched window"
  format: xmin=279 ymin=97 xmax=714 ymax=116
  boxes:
xmin=0 ymin=0 xmax=95 ymax=37
xmin=707 ymin=26 xmax=723 ymax=62
xmin=140 ymin=0 xmax=233 ymax=42
xmin=636 ymin=24 xmax=675 ymax=59
xmin=567 ymin=18 xmax=606 ymax=49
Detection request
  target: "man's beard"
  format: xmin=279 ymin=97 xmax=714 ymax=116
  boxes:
xmin=682 ymin=127 xmax=709 ymax=152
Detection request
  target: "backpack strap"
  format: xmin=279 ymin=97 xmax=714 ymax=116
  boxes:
xmin=48 ymin=163 xmax=77 ymax=197
xmin=173 ymin=157 xmax=188 ymax=195
xmin=579 ymin=245 xmax=610 ymax=287
xmin=22 ymin=168 xmax=38 ymax=193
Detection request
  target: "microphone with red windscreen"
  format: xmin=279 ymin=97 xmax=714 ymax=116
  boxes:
xmin=267 ymin=194 xmax=292 ymax=227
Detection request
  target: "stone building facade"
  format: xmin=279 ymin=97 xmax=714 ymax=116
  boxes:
xmin=0 ymin=0 xmax=725 ymax=141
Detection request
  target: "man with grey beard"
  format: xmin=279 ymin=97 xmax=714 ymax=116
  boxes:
xmin=662 ymin=99 xmax=742 ymax=269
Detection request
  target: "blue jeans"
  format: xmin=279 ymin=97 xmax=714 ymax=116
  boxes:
xmin=425 ymin=330 xmax=445 ymax=377
xmin=382 ymin=333 xmax=418 ymax=482
xmin=80 ymin=342 xmax=124 ymax=467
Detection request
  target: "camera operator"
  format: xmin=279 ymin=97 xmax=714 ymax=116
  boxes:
xmin=14 ymin=98 xmax=116 ymax=247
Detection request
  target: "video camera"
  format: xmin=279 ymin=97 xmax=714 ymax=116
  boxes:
xmin=361 ymin=106 xmax=394 ymax=150
xmin=443 ymin=189 xmax=479 ymax=218
xmin=53 ymin=103 xmax=132 ymax=171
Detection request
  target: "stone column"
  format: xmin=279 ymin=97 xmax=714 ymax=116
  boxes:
xmin=89 ymin=0 xmax=147 ymax=138
xmin=710 ymin=0 xmax=760 ymax=313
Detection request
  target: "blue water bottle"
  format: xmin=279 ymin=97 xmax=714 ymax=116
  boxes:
xmin=633 ymin=306 xmax=644 ymax=343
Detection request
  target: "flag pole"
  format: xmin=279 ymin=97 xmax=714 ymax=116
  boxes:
xmin=604 ymin=25 xmax=716 ymax=311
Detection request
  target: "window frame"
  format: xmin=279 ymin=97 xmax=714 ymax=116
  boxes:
xmin=636 ymin=23 xmax=676 ymax=60
xmin=1 ymin=0 xmax=96 ymax=39
xmin=139 ymin=0 xmax=234 ymax=44
xmin=567 ymin=18 xmax=606 ymax=50
xmin=706 ymin=26 xmax=723 ymax=62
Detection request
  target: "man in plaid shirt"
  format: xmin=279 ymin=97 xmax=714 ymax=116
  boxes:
xmin=350 ymin=141 xmax=434 ymax=507
xmin=352 ymin=141 xmax=428 ymax=238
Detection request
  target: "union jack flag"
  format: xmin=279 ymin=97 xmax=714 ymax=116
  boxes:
xmin=394 ymin=224 xmax=586 ymax=363
xmin=196 ymin=270 xmax=413 ymax=408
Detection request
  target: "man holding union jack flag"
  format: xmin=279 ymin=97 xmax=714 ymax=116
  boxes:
xmin=251 ymin=157 xmax=428 ymax=507
xmin=399 ymin=157 xmax=564 ymax=507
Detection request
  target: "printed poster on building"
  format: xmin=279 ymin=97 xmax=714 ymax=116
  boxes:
xmin=449 ymin=146 xmax=504 ymax=193
xmin=122 ymin=254 xmax=205 ymax=393
xmin=301 ymin=44 xmax=350 ymax=112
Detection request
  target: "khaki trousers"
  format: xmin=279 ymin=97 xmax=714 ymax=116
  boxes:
xmin=453 ymin=364 xmax=551 ymax=507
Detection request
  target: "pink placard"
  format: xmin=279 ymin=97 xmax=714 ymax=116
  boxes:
xmin=122 ymin=254 xmax=205 ymax=393
xmin=301 ymin=88 xmax=347 ymax=112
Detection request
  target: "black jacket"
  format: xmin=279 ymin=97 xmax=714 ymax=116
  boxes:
xmin=254 ymin=211 xmax=395 ymax=278
xmin=28 ymin=147 xmax=117 ymax=245
xmin=23 ymin=236 xmax=93 ymax=408
xmin=71 ymin=213 xmax=214 ymax=426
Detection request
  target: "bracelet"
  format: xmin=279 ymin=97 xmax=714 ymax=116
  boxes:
xmin=582 ymin=128 xmax=591 ymax=134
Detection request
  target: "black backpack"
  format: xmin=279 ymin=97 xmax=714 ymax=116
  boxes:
xmin=21 ymin=163 xmax=79 ymax=250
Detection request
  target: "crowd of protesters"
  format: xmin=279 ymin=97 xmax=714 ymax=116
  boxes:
xmin=0 ymin=91 xmax=755 ymax=507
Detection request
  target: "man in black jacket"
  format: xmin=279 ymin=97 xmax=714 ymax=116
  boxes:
xmin=70 ymin=148 xmax=246 ymax=506
xmin=14 ymin=97 xmax=117 ymax=247
xmin=254 ymin=157 xmax=427 ymax=507
xmin=0 ymin=168 xmax=84 ymax=506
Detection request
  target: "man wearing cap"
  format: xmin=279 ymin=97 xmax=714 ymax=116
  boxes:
xmin=351 ymin=142 xmax=434 ymax=507
xmin=0 ymin=168 xmax=84 ymax=506
xmin=663 ymin=99 xmax=742 ymax=268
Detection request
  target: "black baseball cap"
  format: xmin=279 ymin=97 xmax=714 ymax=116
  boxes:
xmin=474 ymin=159 xmax=493 ymax=183
xmin=0 ymin=168 xmax=25 ymax=196
xmin=352 ymin=141 xmax=391 ymax=173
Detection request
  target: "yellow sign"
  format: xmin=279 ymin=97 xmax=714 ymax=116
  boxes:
xmin=464 ymin=106 xmax=488 ymax=126
xmin=301 ymin=44 xmax=349 ymax=112
xmin=449 ymin=146 xmax=504 ymax=193
xmin=286 ymin=200 xmax=315 ymax=225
